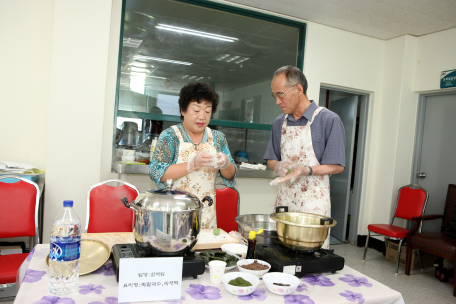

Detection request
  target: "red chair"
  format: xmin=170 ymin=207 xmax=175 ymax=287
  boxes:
xmin=0 ymin=175 xmax=40 ymax=296
xmin=84 ymin=180 xmax=139 ymax=233
xmin=405 ymin=184 xmax=456 ymax=297
xmin=362 ymin=184 xmax=429 ymax=275
xmin=215 ymin=185 xmax=240 ymax=233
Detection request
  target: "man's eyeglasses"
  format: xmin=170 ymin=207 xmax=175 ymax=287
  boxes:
xmin=271 ymin=84 xmax=297 ymax=99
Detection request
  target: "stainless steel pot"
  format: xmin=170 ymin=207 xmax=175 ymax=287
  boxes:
xmin=235 ymin=214 xmax=278 ymax=244
xmin=121 ymin=179 xmax=213 ymax=255
xmin=270 ymin=206 xmax=337 ymax=251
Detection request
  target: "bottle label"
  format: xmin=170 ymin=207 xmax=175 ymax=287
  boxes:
xmin=50 ymin=239 xmax=81 ymax=261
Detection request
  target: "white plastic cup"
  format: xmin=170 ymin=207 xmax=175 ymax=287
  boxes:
xmin=209 ymin=260 xmax=226 ymax=284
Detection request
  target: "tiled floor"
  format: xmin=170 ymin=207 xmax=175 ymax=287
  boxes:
xmin=1 ymin=244 xmax=454 ymax=304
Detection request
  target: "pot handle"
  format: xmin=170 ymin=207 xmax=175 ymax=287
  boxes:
xmin=121 ymin=197 xmax=132 ymax=209
xmin=202 ymin=196 xmax=213 ymax=208
xmin=276 ymin=206 xmax=288 ymax=213
xmin=320 ymin=218 xmax=334 ymax=225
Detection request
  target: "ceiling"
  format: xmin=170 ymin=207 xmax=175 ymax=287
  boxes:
xmin=119 ymin=0 xmax=456 ymax=94
xmin=228 ymin=0 xmax=456 ymax=40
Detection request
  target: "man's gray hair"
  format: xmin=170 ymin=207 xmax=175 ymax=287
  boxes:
xmin=273 ymin=66 xmax=308 ymax=95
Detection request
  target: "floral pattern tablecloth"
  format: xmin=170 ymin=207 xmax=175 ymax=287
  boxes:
xmin=15 ymin=245 xmax=405 ymax=304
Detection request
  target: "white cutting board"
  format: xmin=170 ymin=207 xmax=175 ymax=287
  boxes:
xmin=193 ymin=228 xmax=239 ymax=250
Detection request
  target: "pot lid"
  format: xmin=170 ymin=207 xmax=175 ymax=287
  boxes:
xmin=133 ymin=179 xmax=202 ymax=212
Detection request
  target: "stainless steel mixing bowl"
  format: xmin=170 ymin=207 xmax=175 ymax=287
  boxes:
xmin=235 ymin=214 xmax=278 ymax=244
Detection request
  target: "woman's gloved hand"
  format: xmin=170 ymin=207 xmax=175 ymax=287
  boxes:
xmin=187 ymin=151 xmax=214 ymax=173
xmin=273 ymin=155 xmax=298 ymax=177
xmin=212 ymin=152 xmax=231 ymax=170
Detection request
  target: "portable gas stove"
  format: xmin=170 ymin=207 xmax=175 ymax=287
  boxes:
xmin=255 ymin=241 xmax=344 ymax=277
xmin=111 ymin=243 xmax=205 ymax=282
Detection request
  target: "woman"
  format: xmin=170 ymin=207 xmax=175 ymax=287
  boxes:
xmin=149 ymin=82 xmax=237 ymax=229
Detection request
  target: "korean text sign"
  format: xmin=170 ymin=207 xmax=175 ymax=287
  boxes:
xmin=118 ymin=257 xmax=183 ymax=303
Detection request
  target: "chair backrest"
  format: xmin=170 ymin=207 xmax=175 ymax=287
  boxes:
xmin=441 ymin=184 xmax=456 ymax=232
xmin=215 ymin=186 xmax=240 ymax=233
xmin=0 ymin=175 xmax=40 ymax=243
xmin=85 ymin=180 xmax=139 ymax=233
xmin=393 ymin=184 xmax=429 ymax=222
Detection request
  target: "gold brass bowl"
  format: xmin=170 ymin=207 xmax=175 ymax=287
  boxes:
xmin=46 ymin=239 xmax=110 ymax=275
xmin=270 ymin=211 xmax=337 ymax=251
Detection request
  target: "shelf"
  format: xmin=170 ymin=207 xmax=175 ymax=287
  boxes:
xmin=113 ymin=162 xmax=274 ymax=179
xmin=117 ymin=110 xmax=273 ymax=131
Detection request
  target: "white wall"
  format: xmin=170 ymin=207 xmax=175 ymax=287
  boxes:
xmin=0 ymin=0 xmax=54 ymax=169
xmin=43 ymin=0 xmax=113 ymax=243
xmin=414 ymin=27 xmax=456 ymax=92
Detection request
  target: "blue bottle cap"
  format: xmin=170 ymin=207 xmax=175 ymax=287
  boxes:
xmin=63 ymin=200 xmax=73 ymax=207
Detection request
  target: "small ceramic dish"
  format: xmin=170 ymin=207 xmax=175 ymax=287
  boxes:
xmin=237 ymin=259 xmax=271 ymax=278
xmin=221 ymin=244 xmax=248 ymax=258
xmin=221 ymin=272 xmax=259 ymax=296
xmin=262 ymin=272 xmax=300 ymax=296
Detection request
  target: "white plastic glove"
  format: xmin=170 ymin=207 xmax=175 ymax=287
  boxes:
xmin=270 ymin=165 xmax=311 ymax=186
xmin=212 ymin=152 xmax=231 ymax=170
xmin=187 ymin=151 xmax=213 ymax=173
xmin=273 ymin=155 xmax=298 ymax=177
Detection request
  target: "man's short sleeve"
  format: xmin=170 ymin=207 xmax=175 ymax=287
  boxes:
xmin=320 ymin=114 xmax=346 ymax=167
xmin=263 ymin=115 xmax=285 ymax=161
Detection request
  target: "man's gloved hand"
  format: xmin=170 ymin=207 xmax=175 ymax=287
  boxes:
xmin=273 ymin=155 xmax=298 ymax=177
xmin=270 ymin=165 xmax=311 ymax=186
xmin=212 ymin=152 xmax=231 ymax=170
xmin=187 ymin=151 xmax=214 ymax=173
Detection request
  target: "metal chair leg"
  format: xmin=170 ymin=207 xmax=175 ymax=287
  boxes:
xmin=395 ymin=239 xmax=404 ymax=275
xmin=416 ymin=249 xmax=424 ymax=270
xmin=363 ymin=231 xmax=371 ymax=261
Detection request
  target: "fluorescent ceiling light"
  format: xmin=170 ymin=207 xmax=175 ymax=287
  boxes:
xmin=133 ymin=55 xmax=193 ymax=66
xmin=196 ymin=77 xmax=204 ymax=81
xmin=181 ymin=75 xmax=189 ymax=79
xmin=213 ymin=53 xmax=249 ymax=64
xmin=131 ymin=67 xmax=150 ymax=73
xmin=188 ymin=76 xmax=196 ymax=80
xmin=123 ymin=38 xmax=143 ymax=48
xmin=129 ymin=61 xmax=153 ymax=68
xmin=121 ymin=72 xmax=167 ymax=79
xmin=156 ymin=24 xmax=238 ymax=43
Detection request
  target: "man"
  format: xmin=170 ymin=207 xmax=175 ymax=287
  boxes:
xmin=263 ymin=66 xmax=346 ymax=249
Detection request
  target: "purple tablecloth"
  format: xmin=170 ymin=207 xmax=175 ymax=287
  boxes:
xmin=15 ymin=244 xmax=405 ymax=304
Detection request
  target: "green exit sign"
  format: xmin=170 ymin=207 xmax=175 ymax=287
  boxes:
xmin=441 ymin=69 xmax=456 ymax=89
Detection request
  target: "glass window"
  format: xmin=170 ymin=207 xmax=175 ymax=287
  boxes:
xmin=113 ymin=0 xmax=305 ymax=170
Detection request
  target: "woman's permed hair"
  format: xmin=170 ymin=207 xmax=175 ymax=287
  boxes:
xmin=178 ymin=82 xmax=219 ymax=119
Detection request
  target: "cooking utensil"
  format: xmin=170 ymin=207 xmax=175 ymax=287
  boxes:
xmin=121 ymin=179 xmax=213 ymax=255
xmin=270 ymin=206 xmax=337 ymax=251
xmin=235 ymin=214 xmax=278 ymax=244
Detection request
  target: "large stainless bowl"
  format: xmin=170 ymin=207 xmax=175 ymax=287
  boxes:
xmin=270 ymin=211 xmax=337 ymax=251
xmin=235 ymin=214 xmax=278 ymax=244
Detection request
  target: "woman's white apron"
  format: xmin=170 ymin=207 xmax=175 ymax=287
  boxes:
xmin=171 ymin=125 xmax=218 ymax=229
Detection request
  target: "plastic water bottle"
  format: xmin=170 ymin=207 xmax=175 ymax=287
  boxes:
xmin=48 ymin=200 xmax=81 ymax=295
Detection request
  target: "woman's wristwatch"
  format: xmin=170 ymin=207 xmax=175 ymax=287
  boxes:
xmin=307 ymin=166 xmax=313 ymax=176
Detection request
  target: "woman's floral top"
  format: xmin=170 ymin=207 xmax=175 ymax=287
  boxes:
xmin=149 ymin=124 xmax=237 ymax=189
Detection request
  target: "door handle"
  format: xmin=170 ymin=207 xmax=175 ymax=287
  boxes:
xmin=417 ymin=172 xmax=426 ymax=178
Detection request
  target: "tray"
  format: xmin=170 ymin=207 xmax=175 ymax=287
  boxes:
xmin=46 ymin=239 xmax=110 ymax=275
xmin=193 ymin=228 xmax=239 ymax=250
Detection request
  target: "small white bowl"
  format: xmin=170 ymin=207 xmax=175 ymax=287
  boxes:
xmin=262 ymin=272 xmax=300 ymax=296
xmin=221 ymin=272 xmax=259 ymax=296
xmin=237 ymin=259 xmax=271 ymax=278
xmin=221 ymin=244 xmax=247 ymax=258
xmin=122 ymin=149 xmax=135 ymax=156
